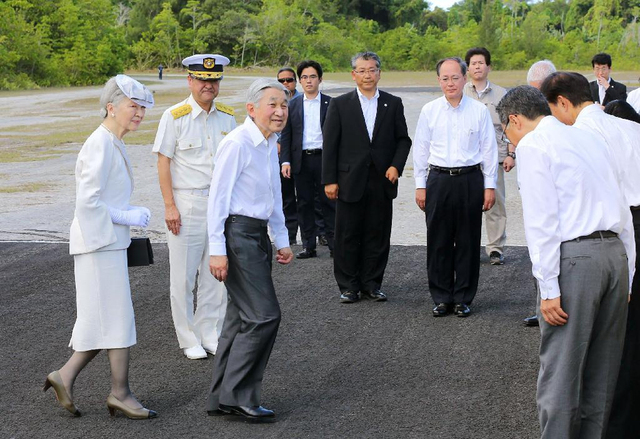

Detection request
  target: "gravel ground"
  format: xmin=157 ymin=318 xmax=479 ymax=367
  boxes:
xmin=1 ymin=242 xmax=540 ymax=439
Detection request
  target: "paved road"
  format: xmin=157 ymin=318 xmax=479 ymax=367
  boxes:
xmin=1 ymin=242 xmax=540 ymax=439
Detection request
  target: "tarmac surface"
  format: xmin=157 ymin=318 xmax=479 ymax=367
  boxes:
xmin=1 ymin=74 xmax=539 ymax=438
xmin=1 ymin=242 xmax=540 ymax=439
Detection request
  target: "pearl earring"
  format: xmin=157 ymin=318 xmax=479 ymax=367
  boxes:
xmin=111 ymin=113 xmax=115 ymax=117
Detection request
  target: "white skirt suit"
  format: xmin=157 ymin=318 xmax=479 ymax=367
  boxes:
xmin=68 ymin=125 xmax=136 ymax=351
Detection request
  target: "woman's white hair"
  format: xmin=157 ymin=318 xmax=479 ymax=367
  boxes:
xmin=99 ymin=77 xmax=127 ymax=118
xmin=246 ymin=78 xmax=287 ymax=106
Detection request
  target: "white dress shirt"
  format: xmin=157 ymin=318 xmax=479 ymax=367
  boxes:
xmin=413 ymin=95 xmax=498 ymax=189
xmin=302 ymin=92 xmax=323 ymax=150
xmin=516 ymin=116 xmax=635 ymax=299
xmin=574 ymin=104 xmax=640 ymax=207
xmin=153 ymin=95 xmax=237 ymax=190
xmin=356 ymin=87 xmax=379 ymax=141
xmin=598 ymin=77 xmax=611 ymax=104
xmin=627 ymin=87 xmax=640 ymax=113
xmin=208 ymin=117 xmax=289 ymax=256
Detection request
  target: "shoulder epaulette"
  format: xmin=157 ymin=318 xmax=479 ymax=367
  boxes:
xmin=215 ymin=102 xmax=235 ymax=116
xmin=171 ymin=104 xmax=192 ymax=119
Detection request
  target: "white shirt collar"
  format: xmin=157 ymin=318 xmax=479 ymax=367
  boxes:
xmin=443 ymin=94 xmax=467 ymax=111
xmin=303 ymin=92 xmax=321 ymax=102
xmin=188 ymin=94 xmax=215 ymax=118
xmin=576 ymin=103 xmax=603 ymax=122
xmin=244 ymin=116 xmax=272 ymax=148
xmin=356 ymin=87 xmax=380 ymax=101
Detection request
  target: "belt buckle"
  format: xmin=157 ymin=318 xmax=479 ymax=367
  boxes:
xmin=450 ymin=168 xmax=461 ymax=176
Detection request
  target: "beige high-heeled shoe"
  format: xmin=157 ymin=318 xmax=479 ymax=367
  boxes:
xmin=106 ymin=393 xmax=157 ymax=420
xmin=43 ymin=371 xmax=81 ymax=417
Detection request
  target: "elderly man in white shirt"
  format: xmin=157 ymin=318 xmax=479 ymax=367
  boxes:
xmin=414 ymin=56 xmax=498 ymax=318
xmin=205 ymin=78 xmax=293 ymax=422
xmin=539 ymin=71 xmax=640 ymax=439
xmin=496 ymin=85 xmax=635 ymax=439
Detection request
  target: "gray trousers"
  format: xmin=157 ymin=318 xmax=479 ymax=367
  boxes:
xmin=537 ymin=235 xmax=629 ymax=439
xmin=206 ymin=215 xmax=281 ymax=410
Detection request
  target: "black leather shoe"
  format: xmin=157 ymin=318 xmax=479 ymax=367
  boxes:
xmin=207 ymin=409 xmax=228 ymax=416
xmin=523 ymin=315 xmax=539 ymax=327
xmin=318 ymin=235 xmax=329 ymax=246
xmin=432 ymin=303 xmax=451 ymax=317
xmin=296 ymin=248 xmax=317 ymax=259
xmin=340 ymin=291 xmax=359 ymax=303
xmin=453 ymin=303 xmax=471 ymax=317
xmin=219 ymin=404 xmax=275 ymax=421
xmin=362 ymin=290 xmax=387 ymax=301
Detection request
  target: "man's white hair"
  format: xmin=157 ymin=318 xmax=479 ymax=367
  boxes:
xmin=527 ymin=60 xmax=557 ymax=85
xmin=246 ymin=78 xmax=287 ymax=106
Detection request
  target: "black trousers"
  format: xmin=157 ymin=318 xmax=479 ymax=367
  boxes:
xmin=206 ymin=215 xmax=281 ymax=409
xmin=281 ymin=173 xmax=298 ymax=242
xmin=295 ymin=152 xmax=335 ymax=251
xmin=425 ymin=168 xmax=483 ymax=305
xmin=334 ymin=167 xmax=392 ymax=293
xmin=606 ymin=207 xmax=640 ymax=438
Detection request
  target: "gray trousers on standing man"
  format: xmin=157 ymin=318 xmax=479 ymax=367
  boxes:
xmin=537 ymin=234 xmax=628 ymax=439
xmin=206 ymin=215 xmax=281 ymax=410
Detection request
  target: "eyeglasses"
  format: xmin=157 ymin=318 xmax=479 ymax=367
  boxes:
xmin=353 ymin=68 xmax=379 ymax=76
xmin=593 ymin=66 xmax=610 ymax=72
xmin=278 ymin=77 xmax=295 ymax=84
xmin=300 ymin=74 xmax=318 ymax=80
xmin=501 ymin=121 xmax=511 ymax=144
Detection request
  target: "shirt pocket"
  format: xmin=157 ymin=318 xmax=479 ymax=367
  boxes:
xmin=461 ymin=128 xmax=479 ymax=152
xmin=177 ymin=138 xmax=203 ymax=152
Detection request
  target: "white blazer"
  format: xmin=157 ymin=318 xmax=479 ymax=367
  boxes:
xmin=69 ymin=125 xmax=133 ymax=255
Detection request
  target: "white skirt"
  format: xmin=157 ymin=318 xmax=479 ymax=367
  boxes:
xmin=69 ymin=249 xmax=136 ymax=351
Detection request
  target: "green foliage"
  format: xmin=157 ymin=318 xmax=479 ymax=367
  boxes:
xmin=2 ymin=0 xmax=640 ymax=90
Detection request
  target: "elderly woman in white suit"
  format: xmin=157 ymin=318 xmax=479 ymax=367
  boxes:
xmin=43 ymin=75 xmax=157 ymax=420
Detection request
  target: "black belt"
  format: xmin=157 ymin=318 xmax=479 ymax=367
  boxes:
xmin=429 ymin=164 xmax=480 ymax=176
xmin=303 ymin=148 xmax=322 ymax=155
xmin=226 ymin=215 xmax=268 ymax=228
xmin=571 ymin=230 xmax=617 ymax=242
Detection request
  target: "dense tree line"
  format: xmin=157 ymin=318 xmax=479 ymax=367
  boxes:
xmin=2 ymin=0 xmax=640 ymax=89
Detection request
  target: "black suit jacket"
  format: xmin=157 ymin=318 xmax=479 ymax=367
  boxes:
xmin=279 ymin=93 xmax=331 ymax=174
xmin=590 ymin=78 xmax=627 ymax=106
xmin=322 ymin=89 xmax=411 ymax=203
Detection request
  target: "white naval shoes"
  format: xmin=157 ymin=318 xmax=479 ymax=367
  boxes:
xmin=183 ymin=345 xmax=207 ymax=360
xmin=202 ymin=344 xmax=217 ymax=356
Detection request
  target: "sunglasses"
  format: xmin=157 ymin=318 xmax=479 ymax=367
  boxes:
xmin=278 ymin=77 xmax=295 ymax=84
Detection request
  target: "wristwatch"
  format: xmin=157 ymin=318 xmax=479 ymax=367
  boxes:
xmin=507 ymin=151 xmax=516 ymax=159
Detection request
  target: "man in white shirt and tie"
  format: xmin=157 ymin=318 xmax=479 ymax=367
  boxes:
xmin=413 ymin=57 xmax=498 ymax=317
xmin=205 ymin=78 xmax=293 ymax=421
xmin=496 ymin=85 xmax=635 ymax=439
xmin=539 ymin=71 xmax=640 ymax=438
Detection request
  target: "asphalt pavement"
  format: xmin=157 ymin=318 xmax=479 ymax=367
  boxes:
xmin=1 ymin=242 xmax=540 ymax=439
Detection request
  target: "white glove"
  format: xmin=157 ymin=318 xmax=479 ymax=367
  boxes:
xmin=129 ymin=205 xmax=151 ymax=220
xmin=109 ymin=206 xmax=151 ymax=227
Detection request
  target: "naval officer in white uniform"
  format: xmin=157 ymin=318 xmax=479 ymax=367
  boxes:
xmin=153 ymin=54 xmax=237 ymax=359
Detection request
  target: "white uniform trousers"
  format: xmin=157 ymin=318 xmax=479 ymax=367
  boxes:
xmin=167 ymin=190 xmax=227 ymax=350
xmin=484 ymin=163 xmax=507 ymax=255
